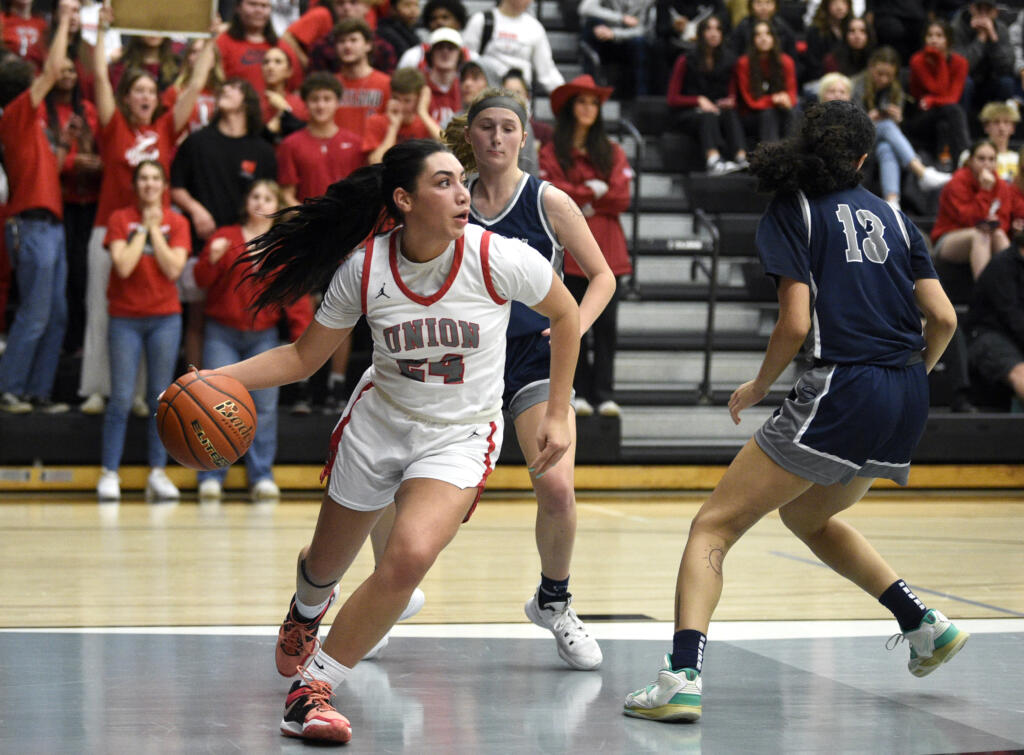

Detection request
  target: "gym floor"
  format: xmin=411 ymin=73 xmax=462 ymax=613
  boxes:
xmin=1 ymin=492 xmax=1022 ymax=753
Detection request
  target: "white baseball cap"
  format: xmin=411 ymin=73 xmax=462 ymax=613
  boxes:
xmin=429 ymin=27 xmax=463 ymax=48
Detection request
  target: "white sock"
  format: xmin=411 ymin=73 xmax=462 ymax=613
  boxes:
xmin=304 ymin=648 xmax=350 ymax=688
xmin=327 ymin=372 xmax=346 ymax=388
xmin=294 ymin=593 xmax=332 ymax=621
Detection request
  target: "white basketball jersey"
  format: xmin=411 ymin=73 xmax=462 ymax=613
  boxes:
xmin=359 ymin=225 xmax=514 ymax=423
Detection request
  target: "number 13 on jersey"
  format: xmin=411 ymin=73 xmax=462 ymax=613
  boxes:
xmin=836 ymin=203 xmax=890 ymax=264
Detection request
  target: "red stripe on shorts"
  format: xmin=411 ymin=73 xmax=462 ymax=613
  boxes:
xmin=463 ymin=420 xmax=499 ymax=523
xmin=320 ymin=381 xmax=375 ymax=484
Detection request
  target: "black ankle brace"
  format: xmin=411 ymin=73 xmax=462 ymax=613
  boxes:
xmin=299 ymin=558 xmax=336 ymax=590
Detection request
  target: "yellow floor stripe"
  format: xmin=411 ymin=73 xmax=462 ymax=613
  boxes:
xmin=2 ymin=464 xmax=1024 ymax=493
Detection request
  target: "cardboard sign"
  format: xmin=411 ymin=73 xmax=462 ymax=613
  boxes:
xmin=110 ymin=0 xmax=215 ymax=37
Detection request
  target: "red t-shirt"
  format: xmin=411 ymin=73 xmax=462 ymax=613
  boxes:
xmin=2 ymin=13 xmax=47 ymax=70
xmin=287 ymin=6 xmax=333 ymax=49
xmin=95 ymin=109 xmax=180 ymax=228
xmin=361 ymin=114 xmax=430 ymax=155
xmin=193 ymin=225 xmax=313 ymax=337
xmin=161 ymin=85 xmax=218 ymax=135
xmin=0 ymin=90 xmax=62 ymax=219
xmin=104 ymin=206 xmax=190 ymax=317
xmin=216 ymin=34 xmax=303 ymax=95
xmin=55 ymin=100 xmax=102 ymax=204
xmin=427 ymin=77 xmax=461 ymax=129
xmin=334 ymin=69 xmax=390 ymax=137
xmin=277 ymin=127 xmax=364 ymax=201
xmin=260 ymin=90 xmax=309 ymax=124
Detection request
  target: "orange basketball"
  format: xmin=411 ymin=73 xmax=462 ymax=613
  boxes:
xmin=157 ymin=370 xmax=257 ymax=470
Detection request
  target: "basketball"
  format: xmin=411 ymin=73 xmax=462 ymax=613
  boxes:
xmin=157 ymin=370 xmax=257 ymax=470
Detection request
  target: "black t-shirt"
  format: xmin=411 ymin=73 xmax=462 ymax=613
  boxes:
xmin=170 ymin=124 xmax=277 ymax=235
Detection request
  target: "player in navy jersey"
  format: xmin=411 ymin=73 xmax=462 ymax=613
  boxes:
xmin=365 ymin=87 xmax=616 ymax=669
xmin=624 ymin=101 xmax=968 ymax=724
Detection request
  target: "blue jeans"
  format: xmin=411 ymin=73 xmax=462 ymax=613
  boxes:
xmin=102 ymin=314 xmax=182 ymax=470
xmin=196 ymin=319 xmax=279 ymax=485
xmin=874 ymin=119 xmax=917 ymax=198
xmin=0 ymin=215 xmax=67 ymax=398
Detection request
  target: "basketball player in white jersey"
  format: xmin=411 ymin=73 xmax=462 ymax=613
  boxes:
xmin=210 ymin=139 xmax=581 ymax=744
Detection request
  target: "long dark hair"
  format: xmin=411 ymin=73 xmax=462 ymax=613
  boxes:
xmin=213 ymin=78 xmax=263 ymax=136
xmin=749 ymin=100 xmax=875 ymax=198
xmin=695 ymin=15 xmax=725 ymax=70
xmin=44 ymin=63 xmax=89 ymax=143
xmin=747 ymin=22 xmax=784 ymax=95
xmin=228 ymin=7 xmax=279 ymax=44
xmin=244 ymin=139 xmax=451 ymax=310
xmin=833 ymin=16 xmax=874 ymax=76
xmin=553 ymin=94 xmax=613 ymax=177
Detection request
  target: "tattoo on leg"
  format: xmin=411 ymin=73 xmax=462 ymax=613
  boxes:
xmin=706 ymin=547 xmax=724 ymax=576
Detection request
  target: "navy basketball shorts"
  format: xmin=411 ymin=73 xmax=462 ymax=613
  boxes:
xmin=754 ymin=361 xmax=929 ymax=486
xmin=503 ymin=331 xmax=555 ymax=418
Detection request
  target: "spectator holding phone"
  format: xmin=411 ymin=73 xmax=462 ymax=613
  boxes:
xmin=932 ymin=140 xmax=1024 ymax=280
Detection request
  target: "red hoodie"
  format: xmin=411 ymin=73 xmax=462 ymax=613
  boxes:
xmin=909 ymin=47 xmax=968 ymax=109
xmin=931 ymin=166 xmax=1024 ymax=242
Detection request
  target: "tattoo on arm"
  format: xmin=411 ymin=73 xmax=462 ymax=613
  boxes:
xmin=706 ymin=547 xmax=724 ymax=576
xmin=564 ymin=195 xmax=584 ymax=218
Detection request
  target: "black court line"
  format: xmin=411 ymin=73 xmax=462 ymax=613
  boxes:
xmin=770 ymin=550 xmax=1024 ymax=617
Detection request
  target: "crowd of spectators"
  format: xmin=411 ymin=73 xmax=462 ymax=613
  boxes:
xmin=2 ymin=0 xmax=1024 ymax=487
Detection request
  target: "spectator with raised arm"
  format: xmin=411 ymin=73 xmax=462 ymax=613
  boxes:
xmin=79 ymin=7 xmax=216 ymax=415
xmin=46 ymin=54 xmax=102 ymax=357
xmin=170 ymin=77 xmax=278 ymax=368
xmin=0 ymin=0 xmax=76 ymax=414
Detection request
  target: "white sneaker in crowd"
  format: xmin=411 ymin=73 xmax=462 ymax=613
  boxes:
xmin=251 ymin=478 xmax=281 ymax=502
xmin=146 ymin=467 xmax=180 ymax=501
xmin=97 ymin=468 xmax=121 ymax=501
xmin=572 ymin=397 xmax=594 ymax=417
xmin=198 ymin=478 xmax=222 ymax=502
xmin=131 ymin=395 xmax=150 ymax=418
xmin=597 ymin=400 xmax=621 ymax=417
xmin=918 ymin=166 xmax=952 ymax=192
xmin=80 ymin=393 xmax=105 ymax=415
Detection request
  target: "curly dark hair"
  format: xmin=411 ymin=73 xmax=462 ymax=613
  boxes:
xmin=749 ymin=100 xmax=875 ymax=198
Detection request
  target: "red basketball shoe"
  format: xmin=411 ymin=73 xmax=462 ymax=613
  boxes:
xmin=280 ymin=668 xmax=352 ymax=743
xmin=275 ymin=585 xmax=340 ymax=677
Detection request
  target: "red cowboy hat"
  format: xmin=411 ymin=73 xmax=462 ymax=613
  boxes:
xmin=549 ymin=75 xmax=614 ymax=116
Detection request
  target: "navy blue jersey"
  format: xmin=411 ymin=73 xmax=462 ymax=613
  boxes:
xmin=470 ymin=173 xmax=563 ymax=339
xmin=756 ymin=185 xmax=938 ymax=367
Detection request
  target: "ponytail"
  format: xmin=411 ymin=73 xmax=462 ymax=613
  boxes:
xmin=749 ymin=100 xmax=874 ymax=198
xmin=444 ymin=111 xmax=475 ymax=173
xmin=243 ymin=139 xmax=450 ymax=311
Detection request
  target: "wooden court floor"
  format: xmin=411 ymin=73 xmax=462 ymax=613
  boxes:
xmin=2 ymin=490 xmax=1022 ymax=628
